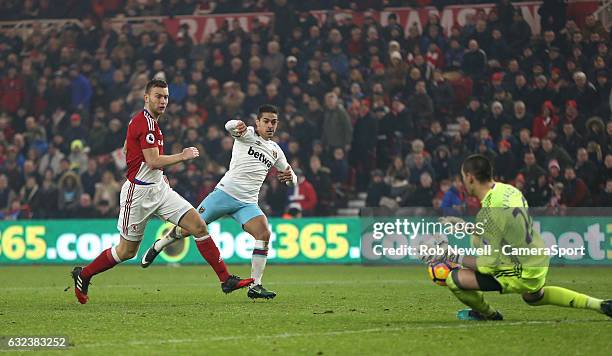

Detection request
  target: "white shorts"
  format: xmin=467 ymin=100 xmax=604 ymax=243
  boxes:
xmin=117 ymin=180 xmax=193 ymax=241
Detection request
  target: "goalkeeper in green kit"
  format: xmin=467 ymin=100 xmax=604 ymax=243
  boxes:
xmin=421 ymin=154 xmax=612 ymax=321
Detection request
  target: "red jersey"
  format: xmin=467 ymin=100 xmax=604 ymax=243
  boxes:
xmin=125 ymin=109 xmax=164 ymax=184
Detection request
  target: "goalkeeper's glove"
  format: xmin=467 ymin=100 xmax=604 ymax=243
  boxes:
xmin=418 ymin=233 xmax=464 ymax=265
xmin=417 ymin=234 xmax=448 ymax=265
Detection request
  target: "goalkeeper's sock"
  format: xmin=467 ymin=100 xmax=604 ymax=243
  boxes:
xmin=154 ymin=226 xmax=186 ymax=252
xmin=446 ymin=271 xmax=497 ymax=318
xmin=251 ymin=240 xmax=268 ymax=285
xmin=526 ymin=286 xmax=603 ymax=312
xmin=194 ymin=235 xmax=230 ymax=283
xmin=81 ymin=246 xmax=122 ymax=279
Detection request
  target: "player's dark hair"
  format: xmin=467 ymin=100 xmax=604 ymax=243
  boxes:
xmin=462 ymin=154 xmax=493 ymax=183
xmin=145 ymin=79 xmax=168 ymax=93
xmin=257 ymin=104 xmax=278 ymax=119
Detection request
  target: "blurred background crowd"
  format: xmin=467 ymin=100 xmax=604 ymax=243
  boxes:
xmin=0 ymin=0 xmax=610 ymax=220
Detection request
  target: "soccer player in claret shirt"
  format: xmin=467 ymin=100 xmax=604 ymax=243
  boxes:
xmin=71 ymin=79 xmax=253 ymax=304
xmin=140 ymin=104 xmax=297 ymax=299
xmin=422 ymin=154 xmax=612 ymax=320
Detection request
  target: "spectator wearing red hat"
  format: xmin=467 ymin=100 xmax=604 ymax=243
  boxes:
xmin=532 ymin=100 xmax=559 ymax=139
xmin=562 ymin=99 xmax=587 ymax=135
xmin=482 ymin=71 xmax=504 ymax=102
xmin=64 ymin=113 xmax=88 ymax=146
xmin=210 ymin=49 xmax=228 ymax=83
xmin=494 ymin=138 xmax=517 ymax=182
xmin=548 ymin=67 xmax=564 ymax=91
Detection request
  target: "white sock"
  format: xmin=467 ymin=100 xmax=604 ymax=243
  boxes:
xmin=251 ymin=240 xmax=268 ymax=285
xmin=193 ymin=234 xmax=211 ymax=242
xmin=154 ymin=226 xmax=186 ymax=252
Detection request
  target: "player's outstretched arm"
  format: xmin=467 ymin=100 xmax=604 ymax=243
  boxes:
xmin=142 ymin=146 xmax=199 ymax=169
xmin=274 ymin=149 xmax=297 ymax=186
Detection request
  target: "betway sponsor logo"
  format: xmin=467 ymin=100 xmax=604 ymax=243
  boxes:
xmin=248 ymin=146 xmax=273 ymax=168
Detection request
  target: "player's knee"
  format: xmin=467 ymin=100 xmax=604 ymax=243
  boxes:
xmin=256 ymin=229 xmax=271 ymax=242
xmin=116 ymin=245 xmax=138 ymax=260
xmin=522 ymin=290 xmax=544 ymax=305
xmin=192 ymin=220 xmax=208 ymax=237
xmin=446 ymin=269 xmax=460 ymax=291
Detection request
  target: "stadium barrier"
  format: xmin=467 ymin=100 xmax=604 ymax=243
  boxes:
xmin=0 ymin=215 xmax=610 ymax=265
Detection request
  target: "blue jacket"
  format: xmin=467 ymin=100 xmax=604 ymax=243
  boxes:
xmin=441 ymin=186 xmax=465 ymax=215
xmin=71 ymin=75 xmax=92 ymax=110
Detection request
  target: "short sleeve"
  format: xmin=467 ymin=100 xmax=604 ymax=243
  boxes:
xmin=135 ymin=117 xmax=158 ymax=150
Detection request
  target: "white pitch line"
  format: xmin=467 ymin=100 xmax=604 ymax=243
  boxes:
xmin=77 ymin=320 xmax=605 ymax=349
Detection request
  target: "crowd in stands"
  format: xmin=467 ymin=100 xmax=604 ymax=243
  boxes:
xmin=0 ymin=0 xmax=611 ymax=220
xmin=0 ymin=1 xmax=534 ymax=20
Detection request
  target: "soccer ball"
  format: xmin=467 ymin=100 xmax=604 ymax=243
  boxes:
xmin=427 ymin=261 xmax=459 ymax=286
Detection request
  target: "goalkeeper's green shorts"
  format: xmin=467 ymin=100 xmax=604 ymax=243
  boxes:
xmin=477 ymin=265 xmax=548 ymax=294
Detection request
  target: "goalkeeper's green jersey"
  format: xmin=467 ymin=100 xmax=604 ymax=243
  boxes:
xmin=474 ymin=182 xmax=549 ymax=279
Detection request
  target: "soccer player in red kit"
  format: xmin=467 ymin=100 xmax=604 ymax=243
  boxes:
xmin=71 ymin=79 xmax=253 ymax=304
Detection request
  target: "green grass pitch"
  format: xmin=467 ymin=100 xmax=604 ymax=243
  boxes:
xmin=1 ymin=265 xmax=611 ymax=355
